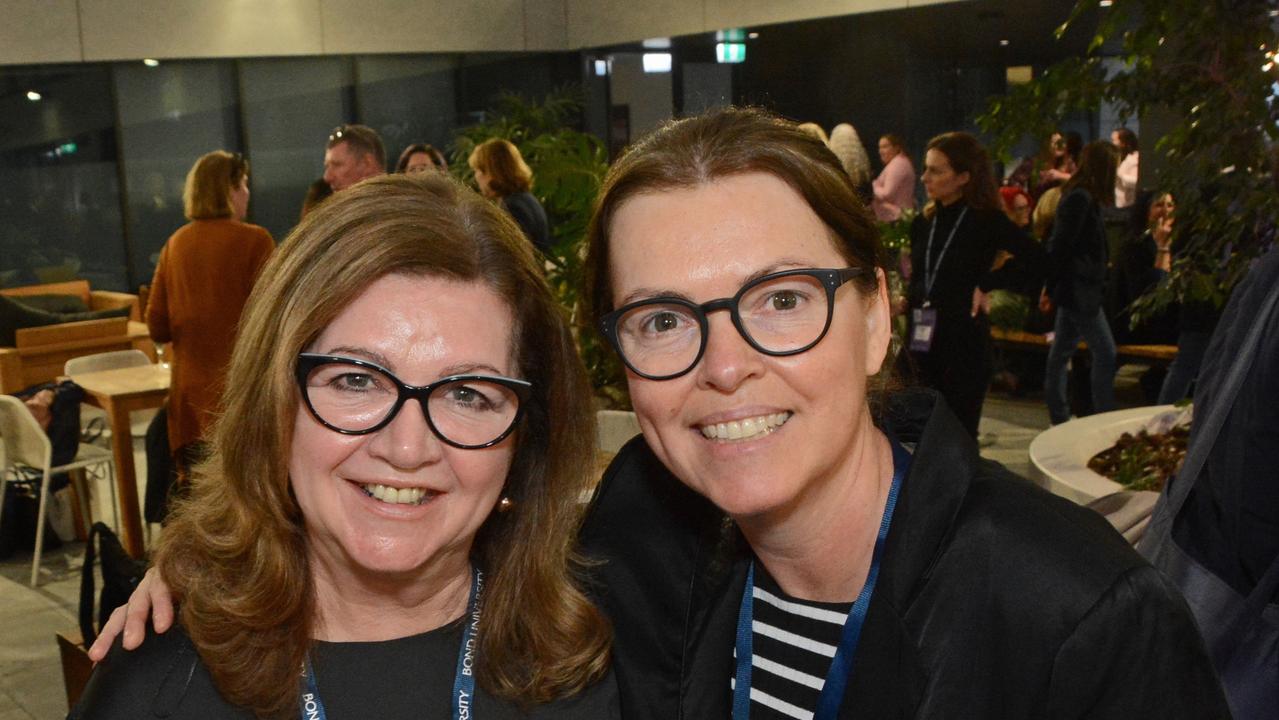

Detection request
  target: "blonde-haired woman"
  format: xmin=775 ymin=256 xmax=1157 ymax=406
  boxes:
xmin=829 ymin=122 xmax=873 ymax=201
xmin=146 ymin=150 xmax=274 ymax=477
xmin=77 ymin=174 xmax=616 ymax=718
xmin=468 ymin=139 xmax=551 ymax=256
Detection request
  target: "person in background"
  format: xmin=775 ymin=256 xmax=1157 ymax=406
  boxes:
xmin=299 ymin=178 xmax=333 ymax=221
xmin=146 ymin=151 xmax=274 ymax=479
xmin=1116 ymin=192 xmax=1175 ymax=331
xmin=323 ymin=124 xmax=386 ymax=192
xmin=468 ymin=139 xmax=551 ymax=257
xmin=871 ymin=133 xmax=917 ymax=222
xmin=396 ymin=143 xmax=449 ymax=174
xmin=999 ymin=185 xmax=1033 ymax=233
xmin=1112 ymin=127 xmax=1140 ymax=209
xmin=829 ymin=123 xmax=873 ymax=203
xmin=1007 ymin=130 xmax=1079 ymax=200
xmin=905 ymin=131 xmax=1048 ymax=438
xmin=1043 ymin=141 xmax=1121 ymax=424
xmin=79 ymin=174 xmax=617 ymax=718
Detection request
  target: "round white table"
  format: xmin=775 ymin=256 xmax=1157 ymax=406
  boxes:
xmin=1029 ymin=405 xmax=1175 ymax=505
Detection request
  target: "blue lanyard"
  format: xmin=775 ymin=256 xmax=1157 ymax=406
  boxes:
xmin=732 ymin=438 xmax=910 ymax=720
xmin=923 ymin=206 xmax=968 ymax=304
xmin=299 ymin=567 xmax=485 ymax=720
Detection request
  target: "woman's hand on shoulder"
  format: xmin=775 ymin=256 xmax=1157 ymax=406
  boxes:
xmin=87 ymin=568 xmax=176 ymax=662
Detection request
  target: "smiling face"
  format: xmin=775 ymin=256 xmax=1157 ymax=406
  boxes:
xmin=922 ymin=148 xmax=969 ymax=206
xmin=607 ymin=172 xmax=890 ymax=523
xmin=290 ymin=272 xmax=517 ymax=581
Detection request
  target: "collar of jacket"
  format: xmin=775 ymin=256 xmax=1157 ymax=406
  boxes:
xmin=674 ymin=388 xmax=978 ymax=717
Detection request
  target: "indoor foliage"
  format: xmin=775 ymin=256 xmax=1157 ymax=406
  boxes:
xmin=976 ymin=0 xmax=1278 ymax=326
xmin=451 ymin=89 xmax=628 ymax=408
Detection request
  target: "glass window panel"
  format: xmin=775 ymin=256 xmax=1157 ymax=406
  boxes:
xmin=115 ymin=60 xmax=242 ymax=288
xmin=0 ymin=65 xmax=128 ymax=291
xmin=356 ymin=55 xmax=458 ymax=172
xmin=240 ymin=57 xmax=354 ymax=241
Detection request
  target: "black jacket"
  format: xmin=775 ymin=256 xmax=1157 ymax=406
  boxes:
xmin=580 ymin=389 xmax=1229 ymax=719
xmin=1047 ymin=187 xmax=1109 ymax=314
xmin=501 ymin=191 xmax=551 ymax=257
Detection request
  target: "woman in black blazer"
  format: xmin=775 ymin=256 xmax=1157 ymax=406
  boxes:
xmin=1044 ymin=140 xmax=1120 ymax=424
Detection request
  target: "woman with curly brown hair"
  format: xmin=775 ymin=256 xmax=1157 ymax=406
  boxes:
xmin=76 ymin=173 xmax=615 ymax=718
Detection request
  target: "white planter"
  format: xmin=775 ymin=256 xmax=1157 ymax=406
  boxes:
xmin=1029 ymin=405 xmax=1176 ymax=505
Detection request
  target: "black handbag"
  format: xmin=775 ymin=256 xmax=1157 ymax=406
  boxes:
xmin=1137 ymin=257 xmax=1279 ymax=718
xmin=79 ymin=521 xmax=147 ymax=645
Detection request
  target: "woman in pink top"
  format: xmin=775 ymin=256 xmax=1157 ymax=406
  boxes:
xmin=871 ymin=134 xmax=916 ymax=222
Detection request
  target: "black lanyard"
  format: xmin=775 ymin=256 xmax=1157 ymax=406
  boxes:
xmin=923 ymin=206 xmax=968 ymax=305
xmin=731 ymin=438 xmax=911 ymax=719
xmin=299 ymin=567 xmax=484 ymax=720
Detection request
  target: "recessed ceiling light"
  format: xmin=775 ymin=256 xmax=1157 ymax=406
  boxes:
xmin=1099 ymin=0 xmax=1113 ymax=7
xmin=1000 ymin=39 xmax=1010 ymax=47
xmin=26 ymin=90 xmax=42 ymax=102
xmin=748 ymin=32 xmax=759 ymax=39
xmin=143 ymin=58 xmax=160 ymax=67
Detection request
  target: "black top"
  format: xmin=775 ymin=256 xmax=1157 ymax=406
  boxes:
xmin=579 ymin=389 xmax=1229 ymax=719
xmin=501 ymin=192 xmax=551 ymax=257
xmin=70 ymin=619 xmax=619 ymax=719
xmin=907 ymin=201 xmax=1047 ymax=323
xmin=1047 ymin=187 xmax=1109 ymax=314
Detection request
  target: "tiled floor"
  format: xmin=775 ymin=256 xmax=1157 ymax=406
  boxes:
xmin=0 ymin=376 xmax=1144 ymax=718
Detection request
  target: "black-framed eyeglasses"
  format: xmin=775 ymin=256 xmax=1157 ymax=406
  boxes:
xmin=599 ymin=267 xmax=865 ymax=381
xmin=295 ymin=353 xmax=533 ymax=449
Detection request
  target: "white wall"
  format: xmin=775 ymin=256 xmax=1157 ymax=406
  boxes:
xmin=0 ymin=0 xmax=962 ymax=65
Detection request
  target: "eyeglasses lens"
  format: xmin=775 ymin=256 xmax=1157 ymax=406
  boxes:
xmin=303 ymin=362 xmax=521 ymax=446
xmin=614 ymin=273 xmax=830 ymax=378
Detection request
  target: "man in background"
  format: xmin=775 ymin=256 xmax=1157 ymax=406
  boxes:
xmin=323 ymin=124 xmax=385 ymax=192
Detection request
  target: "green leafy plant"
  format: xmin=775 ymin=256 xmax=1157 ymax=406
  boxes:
xmin=451 ymin=88 xmax=629 ymax=408
xmin=976 ymin=0 xmax=1278 ymax=326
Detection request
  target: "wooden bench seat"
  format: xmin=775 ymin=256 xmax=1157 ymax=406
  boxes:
xmin=990 ymin=326 xmax=1177 ymax=365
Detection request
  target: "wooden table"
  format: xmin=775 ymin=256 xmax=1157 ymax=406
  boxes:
xmin=68 ymin=363 xmax=170 ymax=558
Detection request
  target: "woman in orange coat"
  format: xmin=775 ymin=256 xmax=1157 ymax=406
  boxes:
xmin=147 ymin=151 xmax=273 ymax=471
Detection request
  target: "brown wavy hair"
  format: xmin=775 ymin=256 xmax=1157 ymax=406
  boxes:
xmin=582 ymin=106 xmax=893 ymax=399
xmin=155 ymin=173 xmax=610 ymax=717
xmin=1062 ymin=140 xmax=1119 ymax=208
xmin=921 ymin=131 xmax=1001 ymax=219
xmin=184 ymin=150 xmax=248 ymax=220
xmin=468 ymin=139 xmax=533 ymax=196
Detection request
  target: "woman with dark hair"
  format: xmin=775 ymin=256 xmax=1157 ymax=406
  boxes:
xmin=147 ymin=151 xmax=274 ymax=477
xmin=468 ymin=139 xmax=551 ymax=257
xmin=396 ymin=143 xmax=448 ymax=174
xmin=1044 ymin=140 xmax=1121 ymax=424
xmin=904 ymin=132 xmax=1048 ymax=437
xmin=575 ymin=108 xmax=1221 ymax=718
xmin=78 ymin=173 xmax=617 ymax=718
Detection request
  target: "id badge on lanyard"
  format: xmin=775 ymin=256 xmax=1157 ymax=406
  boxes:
xmin=910 ymin=307 xmax=937 ymax=352
xmin=914 ymin=206 xmax=968 ymax=354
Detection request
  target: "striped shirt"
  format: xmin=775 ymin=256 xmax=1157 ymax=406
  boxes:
xmin=731 ymin=567 xmax=853 ymax=719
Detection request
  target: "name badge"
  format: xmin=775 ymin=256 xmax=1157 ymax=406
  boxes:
xmin=910 ymin=307 xmax=937 ymax=352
